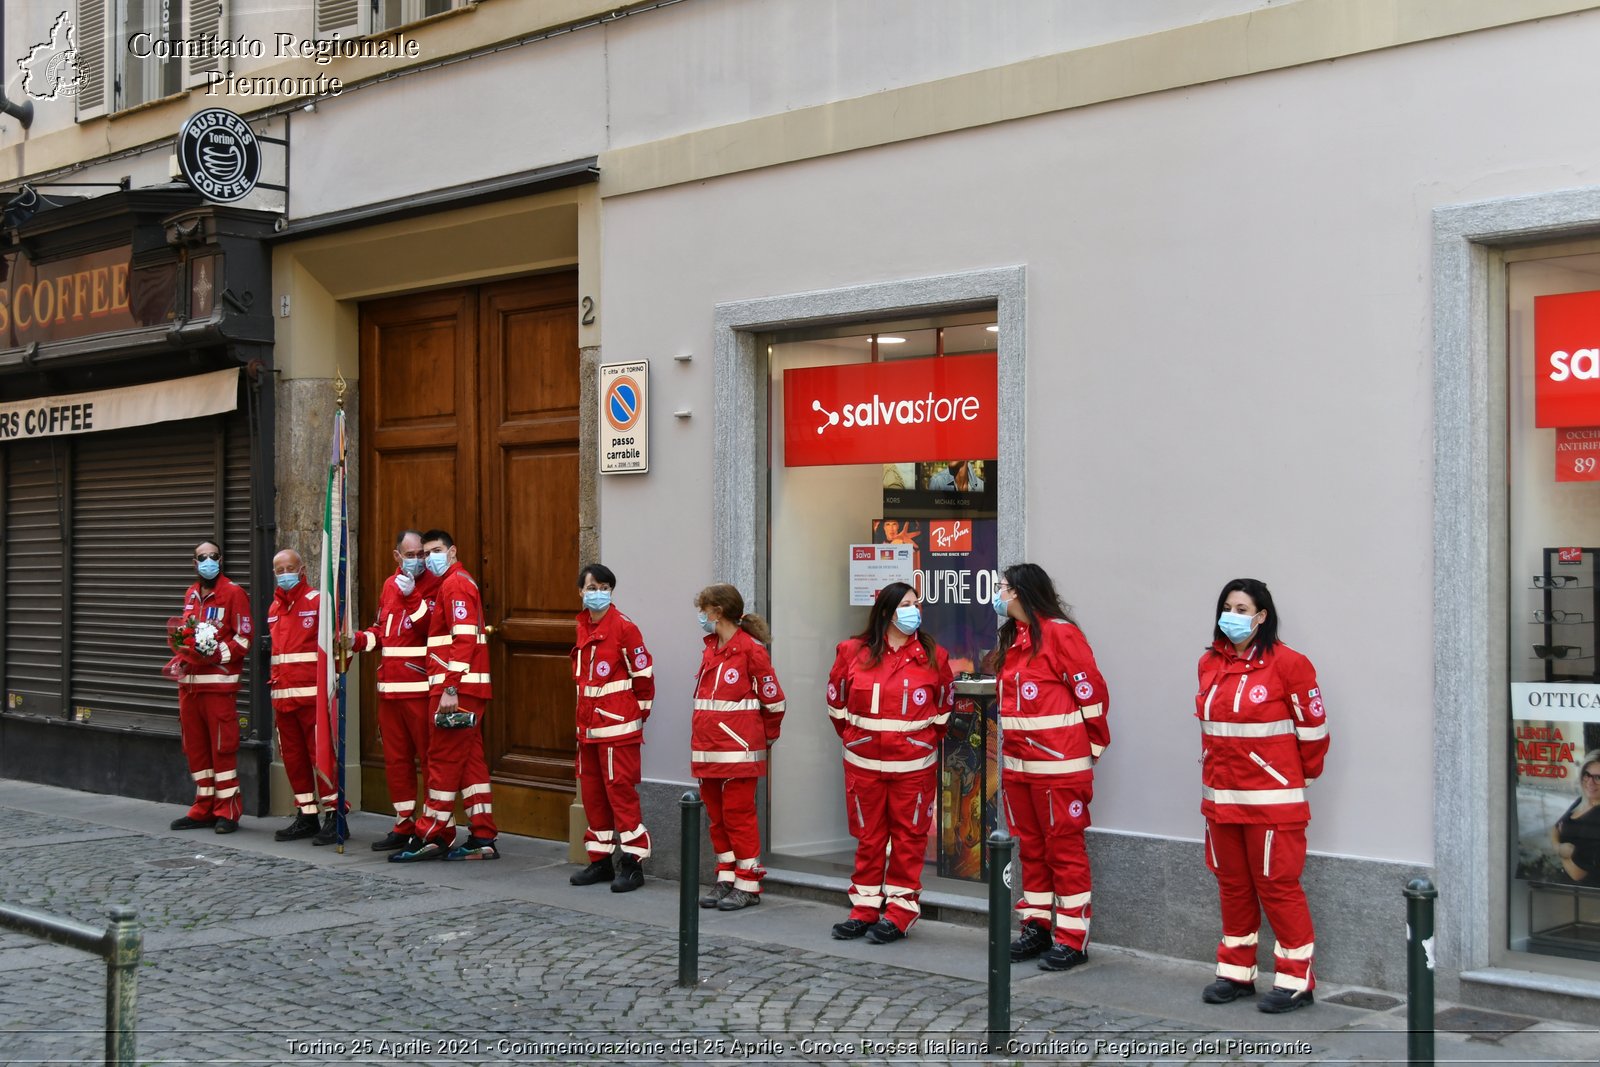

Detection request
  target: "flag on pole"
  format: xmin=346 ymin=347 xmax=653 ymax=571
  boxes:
xmin=314 ymin=407 xmax=353 ymax=828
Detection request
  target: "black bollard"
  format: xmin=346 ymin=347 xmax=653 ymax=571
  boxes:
xmin=1404 ymin=877 xmax=1437 ymax=1066
xmin=986 ymin=831 xmax=1015 ymax=1054
xmin=679 ymin=790 xmax=704 ymax=989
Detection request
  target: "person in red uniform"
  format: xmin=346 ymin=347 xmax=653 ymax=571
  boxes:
xmin=691 ymin=583 xmax=785 ymax=911
xmin=348 ymin=529 xmax=439 ymax=851
xmin=170 ymin=539 xmax=253 ymax=834
xmin=987 ymin=562 xmax=1109 ymax=973
xmin=267 ymin=548 xmax=338 ymax=842
xmin=825 ymin=581 xmax=953 ymax=943
xmin=390 ymin=530 xmax=499 ymax=862
xmin=568 ymin=563 xmax=655 ymax=893
xmin=1197 ymin=577 xmax=1328 ymax=1014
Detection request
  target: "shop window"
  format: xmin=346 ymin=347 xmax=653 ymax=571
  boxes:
xmin=1506 ymin=250 xmax=1600 ymax=962
xmin=765 ymin=315 xmax=1001 ymax=893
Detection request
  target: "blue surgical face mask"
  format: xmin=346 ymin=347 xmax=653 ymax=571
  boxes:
xmin=401 ymin=557 xmax=425 ymax=579
xmin=698 ymin=611 xmax=716 ymax=634
xmin=583 ymin=589 xmax=612 ymax=612
xmin=1218 ymin=611 xmax=1258 ymax=643
xmin=425 ymin=549 xmax=450 ymax=577
xmin=197 ymin=558 xmax=220 ymax=581
xmin=275 ymin=572 xmax=299 ymax=591
xmin=991 ymin=590 xmax=1009 ymax=617
xmin=894 ymin=605 xmax=922 ymax=635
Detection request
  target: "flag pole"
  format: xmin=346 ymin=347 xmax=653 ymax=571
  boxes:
xmin=333 ymin=371 xmax=350 ymax=853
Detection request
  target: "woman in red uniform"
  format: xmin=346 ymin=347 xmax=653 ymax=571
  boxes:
xmin=825 ymin=581 xmax=953 ymax=944
xmin=1197 ymin=578 xmax=1328 ymax=1014
xmin=987 ymin=562 xmax=1109 ymax=973
xmin=691 ymin=583 xmax=785 ymax=912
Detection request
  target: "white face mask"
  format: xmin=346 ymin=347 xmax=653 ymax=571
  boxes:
xmin=425 ymin=549 xmax=450 ymax=577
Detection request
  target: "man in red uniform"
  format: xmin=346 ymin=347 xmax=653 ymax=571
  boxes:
xmin=391 ymin=530 xmax=498 ymax=862
xmin=171 ymin=539 xmax=252 ymax=834
xmin=569 ymin=563 xmax=655 ymax=892
xmin=348 ymin=530 xmax=439 ymax=851
xmin=267 ymin=548 xmax=336 ymax=842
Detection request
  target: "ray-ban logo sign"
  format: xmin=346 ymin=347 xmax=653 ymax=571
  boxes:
xmin=177 ymin=108 xmax=262 ymax=203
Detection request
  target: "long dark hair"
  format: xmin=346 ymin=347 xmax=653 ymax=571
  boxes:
xmin=985 ymin=563 xmax=1075 ymax=671
xmin=855 ymin=581 xmax=938 ymax=666
xmin=1212 ymin=577 xmax=1279 ymax=651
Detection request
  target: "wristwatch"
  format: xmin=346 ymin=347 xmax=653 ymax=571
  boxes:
xmin=444 ymin=686 xmax=457 ymax=696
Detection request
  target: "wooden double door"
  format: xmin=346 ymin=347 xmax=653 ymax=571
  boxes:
xmin=358 ymin=272 xmax=579 ymax=839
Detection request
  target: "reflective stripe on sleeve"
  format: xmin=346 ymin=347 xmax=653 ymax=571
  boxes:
xmin=584 ymin=719 xmax=644 ymax=740
xmin=1296 ymin=723 xmax=1329 ymax=741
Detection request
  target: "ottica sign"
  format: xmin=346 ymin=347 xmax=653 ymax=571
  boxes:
xmin=1533 ymin=290 xmax=1600 ymax=427
xmin=783 ymin=353 xmax=997 ymax=466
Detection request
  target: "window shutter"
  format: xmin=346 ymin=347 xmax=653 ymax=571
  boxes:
xmin=73 ymin=0 xmax=111 ymax=120
xmin=183 ymin=0 xmax=228 ymax=90
xmin=4 ymin=443 xmax=66 ymax=716
xmin=315 ymin=0 xmax=368 ymax=39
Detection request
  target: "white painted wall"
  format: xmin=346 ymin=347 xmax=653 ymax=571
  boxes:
xmin=600 ymin=9 xmax=1600 ymax=866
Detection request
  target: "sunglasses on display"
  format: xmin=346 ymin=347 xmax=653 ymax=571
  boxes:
xmin=1533 ymin=644 xmax=1589 ymax=660
xmin=1534 ymin=610 xmax=1589 ymax=623
xmin=1533 ymin=575 xmax=1581 ymax=588
xmin=195 ymin=553 xmax=221 ymax=562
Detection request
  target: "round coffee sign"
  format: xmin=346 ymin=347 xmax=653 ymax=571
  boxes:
xmin=177 ymin=108 xmax=262 ymax=204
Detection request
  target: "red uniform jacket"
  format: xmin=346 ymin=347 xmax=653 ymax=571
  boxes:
xmin=1196 ymin=639 xmax=1327 ymax=826
xmin=426 ymin=562 xmax=491 ymax=701
xmin=690 ymin=629 xmax=785 ymax=778
xmin=995 ymin=617 xmax=1109 ymax=783
xmin=353 ymin=568 xmax=440 ymax=698
xmin=178 ymin=575 xmax=252 ymax=693
xmin=573 ymin=606 xmax=654 ymax=745
xmin=826 ymin=636 xmax=954 ymax=776
xmin=267 ymin=580 xmax=319 ymax=709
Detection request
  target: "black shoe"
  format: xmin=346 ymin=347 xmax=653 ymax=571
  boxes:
xmin=311 ymin=814 xmax=342 ymax=846
xmin=831 ymin=918 xmax=873 ymax=940
xmin=1009 ymin=923 xmax=1051 ymax=961
xmin=388 ymin=839 xmax=448 ymax=863
xmin=445 ymin=836 xmax=499 ymax=861
xmin=274 ymin=814 xmax=320 ymax=842
xmin=699 ymin=883 xmax=732 ymax=909
xmin=1038 ymin=943 xmax=1089 ymax=972
xmin=570 ymin=857 xmax=615 ymax=886
xmin=213 ymin=818 xmax=239 ymax=835
xmin=864 ymin=919 xmax=906 ymax=944
xmin=1258 ymin=987 xmax=1314 ymax=1014
xmin=170 ymin=815 xmax=216 ymax=830
xmin=1202 ymin=978 xmax=1256 ymax=1004
xmin=716 ymin=888 xmax=761 ymax=911
xmin=370 ymin=831 xmax=412 ymax=852
xmin=610 ymin=855 xmax=644 ymax=893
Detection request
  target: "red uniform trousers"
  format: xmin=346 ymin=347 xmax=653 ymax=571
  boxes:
xmin=844 ymin=766 xmax=937 ymax=931
xmin=577 ymin=741 xmax=650 ymax=862
xmin=273 ymin=703 xmax=321 ymax=815
xmin=1006 ymin=779 xmax=1093 ymax=949
xmin=700 ymin=777 xmax=764 ymax=893
xmin=412 ymin=696 xmax=497 ymax=845
xmin=378 ymin=696 xmax=430 ymax=834
xmin=1205 ymin=821 xmax=1316 ymax=992
xmin=178 ymin=688 xmax=242 ymax=822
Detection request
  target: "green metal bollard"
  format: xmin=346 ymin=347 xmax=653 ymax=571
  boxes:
xmin=1404 ymin=878 xmax=1437 ymax=1067
xmin=679 ymin=791 xmax=703 ymax=989
xmin=103 ymin=906 xmax=141 ymax=1067
xmin=986 ymin=831 xmax=1015 ymax=1055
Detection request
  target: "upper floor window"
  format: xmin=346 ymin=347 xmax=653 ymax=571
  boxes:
xmin=316 ymin=0 xmax=460 ymax=38
xmin=75 ymin=0 xmax=226 ymax=119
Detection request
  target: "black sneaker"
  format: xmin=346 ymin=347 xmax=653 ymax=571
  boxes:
xmin=716 ymin=888 xmax=761 ymax=911
xmin=311 ymin=814 xmax=342 ymax=846
xmin=610 ymin=856 xmax=644 ymax=893
xmin=864 ymin=919 xmax=906 ymax=944
xmin=1009 ymin=923 xmax=1051 ymax=961
xmin=170 ymin=815 xmax=216 ymax=831
xmin=831 ymin=918 xmax=873 ymax=940
xmin=445 ymin=836 xmax=499 ymax=861
xmin=275 ymin=814 xmax=320 ymax=842
xmin=1258 ymin=987 xmax=1314 ymax=1014
xmin=699 ymin=883 xmax=733 ymax=909
xmin=369 ymin=831 xmax=412 ymax=852
xmin=1202 ymin=978 xmax=1256 ymax=1004
xmin=569 ymin=857 xmax=615 ymax=886
xmin=1038 ymin=943 xmax=1089 ymax=972
xmin=213 ymin=818 xmax=239 ymax=835
xmin=388 ymin=839 xmax=448 ymax=863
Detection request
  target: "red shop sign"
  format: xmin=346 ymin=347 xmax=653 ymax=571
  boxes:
xmin=783 ymin=353 xmax=997 ymax=466
xmin=1534 ymin=290 xmax=1600 ymax=427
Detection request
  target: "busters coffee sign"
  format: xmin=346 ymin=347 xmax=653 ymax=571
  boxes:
xmin=177 ymin=108 xmax=262 ymax=203
xmin=784 ymin=353 xmax=996 ymax=466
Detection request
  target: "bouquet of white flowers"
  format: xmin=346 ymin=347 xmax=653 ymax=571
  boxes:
xmin=192 ymin=620 xmax=219 ymax=657
xmin=163 ymin=616 xmax=223 ymax=680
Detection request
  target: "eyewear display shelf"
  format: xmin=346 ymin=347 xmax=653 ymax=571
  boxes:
xmin=1534 ymin=547 xmax=1600 ymax=683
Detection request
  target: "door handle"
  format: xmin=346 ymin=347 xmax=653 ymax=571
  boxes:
xmin=484 ymin=624 xmax=498 ymax=637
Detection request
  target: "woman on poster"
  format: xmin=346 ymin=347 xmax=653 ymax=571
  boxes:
xmin=988 ymin=563 xmax=1110 ymax=972
xmin=824 ymin=581 xmax=954 ymax=943
xmin=1551 ymin=749 xmax=1600 ymax=884
xmin=691 ymin=584 xmax=786 ymax=911
xmin=1196 ymin=578 xmax=1329 ymax=1014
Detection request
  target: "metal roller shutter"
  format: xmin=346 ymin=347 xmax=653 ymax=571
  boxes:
xmin=4 ymin=442 xmax=67 ymax=715
xmin=223 ymin=411 xmax=254 ymax=718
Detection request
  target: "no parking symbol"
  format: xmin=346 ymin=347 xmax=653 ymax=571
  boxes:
xmin=599 ymin=361 xmax=649 ymax=474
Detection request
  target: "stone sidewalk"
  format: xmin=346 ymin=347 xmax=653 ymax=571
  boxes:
xmin=0 ymin=781 xmax=1594 ymax=1066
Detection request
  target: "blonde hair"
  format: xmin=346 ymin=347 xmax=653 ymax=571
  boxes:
xmin=694 ymin=583 xmax=772 ymax=646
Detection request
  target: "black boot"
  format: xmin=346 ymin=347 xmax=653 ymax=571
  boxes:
xmin=274 ymin=813 xmax=320 ymax=842
xmin=569 ymin=856 xmax=615 ymax=886
xmin=610 ymin=855 xmax=644 ymax=893
xmin=311 ymin=813 xmax=341 ymax=846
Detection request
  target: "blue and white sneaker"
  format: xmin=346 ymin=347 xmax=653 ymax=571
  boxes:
xmin=388 ymin=839 xmax=448 ymax=863
xmin=445 ymin=836 xmax=500 ymax=861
